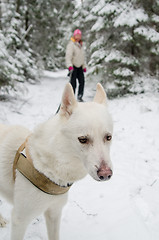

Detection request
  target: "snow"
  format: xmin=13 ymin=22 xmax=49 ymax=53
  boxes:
xmin=152 ymin=14 xmax=159 ymax=23
xmin=134 ymin=26 xmax=159 ymax=43
xmin=0 ymin=70 xmax=159 ymax=239
xmin=105 ymin=49 xmax=139 ymax=66
xmin=90 ymin=36 xmax=104 ymax=51
xmin=91 ymin=17 xmax=104 ymax=32
xmin=114 ymin=6 xmax=148 ymax=27
xmin=91 ymin=0 xmax=105 ymax=14
xmin=84 ymin=13 xmax=96 ymax=22
xmin=98 ymin=3 xmax=119 ymax=16
xmin=113 ymin=67 xmax=134 ymax=77
xmin=151 ymin=46 xmax=159 ymax=55
xmin=91 ymin=48 xmax=105 ymax=61
xmin=121 ymin=32 xmax=133 ymax=41
xmin=91 ymin=1 xmax=148 ymax=28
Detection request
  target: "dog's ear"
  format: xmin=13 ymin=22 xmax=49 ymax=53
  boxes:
xmin=59 ymin=83 xmax=77 ymax=118
xmin=93 ymin=83 xmax=107 ymax=105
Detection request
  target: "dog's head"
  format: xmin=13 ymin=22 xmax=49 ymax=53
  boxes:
xmin=59 ymin=83 xmax=113 ymax=182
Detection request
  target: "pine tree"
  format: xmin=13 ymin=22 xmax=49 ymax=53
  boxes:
xmin=0 ymin=0 xmax=37 ymax=92
xmin=134 ymin=0 xmax=159 ymax=76
xmin=0 ymin=0 xmax=75 ymax=92
xmin=74 ymin=0 xmax=159 ymax=96
xmin=26 ymin=0 xmax=75 ymax=70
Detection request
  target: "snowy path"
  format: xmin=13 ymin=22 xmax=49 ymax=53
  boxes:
xmin=0 ymin=70 xmax=159 ymax=240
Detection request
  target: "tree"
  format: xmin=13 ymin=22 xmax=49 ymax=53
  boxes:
xmin=0 ymin=0 xmax=37 ymax=92
xmin=74 ymin=0 xmax=159 ymax=96
xmin=0 ymin=0 xmax=75 ymax=92
xmin=26 ymin=0 xmax=75 ymax=69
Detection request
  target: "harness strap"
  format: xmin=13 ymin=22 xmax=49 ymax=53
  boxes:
xmin=13 ymin=140 xmax=26 ymax=181
xmin=13 ymin=137 xmax=72 ymax=195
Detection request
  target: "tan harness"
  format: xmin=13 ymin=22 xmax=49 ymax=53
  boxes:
xmin=13 ymin=137 xmax=72 ymax=195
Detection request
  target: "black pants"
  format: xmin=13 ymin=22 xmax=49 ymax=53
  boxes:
xmin=70 ymin=66 xmax=85 ymax=98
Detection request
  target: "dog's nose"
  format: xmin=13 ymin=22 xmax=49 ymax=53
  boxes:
xmin=97 ymin=167 xmax=113 ymax=181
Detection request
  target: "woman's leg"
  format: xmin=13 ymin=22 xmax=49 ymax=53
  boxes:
xmin=70 ymin=66 xmax=77 ymax=94
xmin=77 ymin=67 xmax=85 ymax=101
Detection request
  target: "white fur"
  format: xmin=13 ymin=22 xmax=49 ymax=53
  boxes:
xmin=0 ymin=83 xmax=113 ymax=240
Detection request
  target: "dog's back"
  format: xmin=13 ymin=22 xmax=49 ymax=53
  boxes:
xmin=0 ymin=124 xmax=30 ymax=202
xmin=0 ymin=124 xmax=9 ymax=143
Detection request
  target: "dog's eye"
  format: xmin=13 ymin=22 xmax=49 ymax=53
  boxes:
xmin=78 ymin=136 xmax=89 ymax=144
xmin=105 ymin=134 xmax=112 ymax=142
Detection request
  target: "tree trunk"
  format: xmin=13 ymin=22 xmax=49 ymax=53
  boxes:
xmin=16 ymin=0 xmax=21 ymax=13
xmin=0 ymin=0 xmax=2 ymax=29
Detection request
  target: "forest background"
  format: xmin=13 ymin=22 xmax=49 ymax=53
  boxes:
xmin=0 ymin=0 xmax=159 ymax=97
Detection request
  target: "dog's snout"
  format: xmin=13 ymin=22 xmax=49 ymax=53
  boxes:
xmin=97 ymin=167 xmax=113 ymax=181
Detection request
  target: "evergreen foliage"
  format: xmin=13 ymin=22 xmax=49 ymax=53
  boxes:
xmin=26 ymin=0 xmax=75 ymax=70
xmin=0 ymin=0 xmax=74 ymax=92
xmin=0 ymin=0 xmax=159 ymax=96
xmin=73 ymin=0 xmax=159 ymax=96
xmin=0 ymin=1 xmax=38 ymax=92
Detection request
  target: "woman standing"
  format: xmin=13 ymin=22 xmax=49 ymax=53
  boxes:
xmin=65 ymin=29 xmax=86 ymax=102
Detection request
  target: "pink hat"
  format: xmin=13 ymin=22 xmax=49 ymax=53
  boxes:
xmin=73 ymin=29 xmax=82 ymax=36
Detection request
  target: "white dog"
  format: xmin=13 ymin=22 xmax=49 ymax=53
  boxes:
xmin=0 ymin=83 xmax=113 ymax=240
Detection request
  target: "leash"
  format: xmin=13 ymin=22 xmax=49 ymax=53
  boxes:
xmin=13 ymin=136 xmax=72 ymax=195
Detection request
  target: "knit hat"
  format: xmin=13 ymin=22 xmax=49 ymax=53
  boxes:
xmin=73 ymin=29 xmax=82 ymax=36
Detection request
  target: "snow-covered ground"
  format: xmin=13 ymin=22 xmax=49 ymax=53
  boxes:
xmin=0 ymin=70 xmax=159 ymax=240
